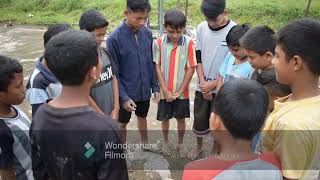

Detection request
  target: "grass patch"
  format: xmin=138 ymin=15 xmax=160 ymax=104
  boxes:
xmin=0 ymin=0 xmax=319 ymax=30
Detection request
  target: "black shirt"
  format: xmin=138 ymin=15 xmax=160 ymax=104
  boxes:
xmin=30 ymin=103 xmax=128 ymax=180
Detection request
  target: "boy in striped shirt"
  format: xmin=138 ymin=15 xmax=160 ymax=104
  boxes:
xmin=153 ymin=8 xmax=197 ymax=157
xmin=0 ymin=55 xmax=34 ymax=180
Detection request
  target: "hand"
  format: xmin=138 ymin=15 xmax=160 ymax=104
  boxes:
xmin=172 ymin=91 xmax=181 ymax=100
xmin=199 ymin=81 xmax=217 ymax=94
xmin=122 ymin=99 xmax=136 ymax=112
xmin=203 ymin=93 xmax=213 ymax=101
xmin=110 ymin=108 xmax=119 ymax=121
xmin=164 ymin=90 xmax=174 ymax=102
xmin=152 ymin=92 xmax=160 ymax=103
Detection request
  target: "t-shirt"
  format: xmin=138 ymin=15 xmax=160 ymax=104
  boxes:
xmin=90 ymin=48 xmax=116 ymax=115
xmin=251 ymin=67 xmax=275 ymax=81
xmin=26 ymin=57 xmax=61 ymax=116
xmin=30 ymin=103 xmax=128 ymax=180
xmin=260 ymin=95 xmax=320 ymax=179
xmin=182 ymin=153 xmax=282 ymax=180
xmin=196 ymin=20 xmax=237 ymax=93
xmin=0 ymin=106 xmax=34 ymax=180
xmin=219 ymin=52 xmax=254 ymax=82
xmin=153 ymin=34 xmax=197 ymax=99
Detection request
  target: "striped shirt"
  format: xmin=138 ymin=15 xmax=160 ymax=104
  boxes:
xmin=26 ymin=57 xmax=61 ymax=116
xmin=153 ymin=34 xmax=197 ymax=99
xmin=0 ymin=106 xmax=34 ymax=180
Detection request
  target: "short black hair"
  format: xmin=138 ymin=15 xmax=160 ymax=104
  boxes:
xmin=201 ymin=0 xmax=226 ymax=20
xmin=127 ymin=0 xmax=151 ymax=12
xmin=79 ymin=9 xmax=109 ymax=32
xmin=212 ymin=79 xmax=269 ymax=140
xmin=257 ymin=70 xmax=291 ymax=97
xmin=240 ymin=25 xmax=276 ymax=55
xmin=44 ymin=30 xmax=98 ymax=86
xmin=164 ymin=8 xmax=186 ymax=29
xmin=277 ymin=18 xmax=320 ymax=75
xmin=0 ymin=55 xmax=23 ymax=92
xmin=226 ymin=23 xmax=251 ymax=47
xmin=43 ymin=23 xmax=72 ymax=46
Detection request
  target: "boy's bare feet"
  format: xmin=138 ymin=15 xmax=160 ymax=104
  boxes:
xmin=162 ymin=143 xmax=172 ymax=156
xmin=177 ymin=144 xmax=189 ymax=158
xmin=187 ymin=149 xmax=203 ymax=160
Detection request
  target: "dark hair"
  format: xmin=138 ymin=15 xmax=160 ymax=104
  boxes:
xmin=240 ymin=25 xmax=276 ymax=55
xmin=277 ymin=18 xmax=320 ymax=75
xmin=212 ymin=79 xmax=269 ymax=140
xmin=257 ymin=70 xmax=291 ymax=97
xmin=201 ymin=0 xmax=226 ymax=20
xmin=164 ymin=8 xmax=186 ymax=29
xmin=0 ymin=55 xmax=23 ymax=92
xmin=44 ymin=30 xmax=98 ymax=86
xmin=43 ymin=23 xmax=72 ymax=46
xmin=127 ymin=0 xmax=151 ymax=12
xmin=79 ymin=9 xmax=109 ymax=32
xmin=226 ymin=23 xmax=251 ymax=47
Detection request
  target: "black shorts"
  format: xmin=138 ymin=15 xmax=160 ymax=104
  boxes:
xmin=193 ymin=91 xmax=216 ymax=136
xmin=157 ymin=99 xmax=190 ymax=121
xmin=118 ymin=101 xmax=150 ymax=124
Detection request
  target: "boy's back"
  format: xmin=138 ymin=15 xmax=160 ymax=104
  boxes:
xmin=183 ymin=153 xmax=282 ymax=180
xmin=31 ymin=103 xmax=127 ymax=180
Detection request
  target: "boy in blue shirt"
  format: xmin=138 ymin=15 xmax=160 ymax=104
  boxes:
xmin=107 ymin=0 xmax=160 ymax=145
xmin=216 ymin=23 xmax=253 ymax=90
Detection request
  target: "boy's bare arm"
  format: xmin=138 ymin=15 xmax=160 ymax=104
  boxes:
xmin=196 ymin=63 xmax=206 ymax=84
xmin=155 ymin=64 xmax=173 ymax=102
xmin=88 ymin=96 xmax=104 ymax=115
xmin=111 ymin=76 xmax=120 ymax=120
xmin=175 ymin=67 xmax=195 ymax=97
xmin=0 ymin=169 xmax=16 ymax=180
xmin=216 ymin=75 xmax=223 ymax=92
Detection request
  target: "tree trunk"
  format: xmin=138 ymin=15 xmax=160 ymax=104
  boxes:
xmin=305 ymin=0 xmax=312 ymax=16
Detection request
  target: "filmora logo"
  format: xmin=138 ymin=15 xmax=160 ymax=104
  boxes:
xmin=84 ymin=142 xmax=95 ymax=159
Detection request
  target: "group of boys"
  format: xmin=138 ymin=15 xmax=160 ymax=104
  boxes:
xmin=1 ymin=0 xmax=320 ymax=180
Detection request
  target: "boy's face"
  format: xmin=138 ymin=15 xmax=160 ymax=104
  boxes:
xmin=273 ymin=45 xmax=292 ymax=84
xmin=165 ymin=26 xmax=184 ymax=44
xmin=245 ymin=49 xmax=272 ymax=70
xmin=0 ymin=73 xmax=25 ymax=105
xmin=93 ymin=27 xmax=107 ymax=46
xmin=125 ymin=10 xmax=149 ymax=32
xmin=229 ymin=45 xmax=247 ymax=60
xmin=206 ymin=12 xmax=227 ymax=29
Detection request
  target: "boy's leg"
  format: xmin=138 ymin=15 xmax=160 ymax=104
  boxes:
xmin=177 ymin=118 xmax=186 ymax=145
xmin=135 ymin=101 xmax=150 ymax=145
xmin=188 ymin=91 xmax=211 ymax=160
xmin=118 ymin=107 xmax=132 ymax=144
xmin=161 ymin=120 xmax=170 ymax=144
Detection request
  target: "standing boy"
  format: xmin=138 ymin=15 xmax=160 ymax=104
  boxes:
xmin=260 ymin=18 xmax=320 ymax=180
xmin=0 ymin=55 xmax=34 ymax=180
xmin=107 ymin=0 xmax=160 ymax=145
xmin=182 ymin=79 xmax=282 ymax=180
xmin=183 ymin=79 xmax=282 ymax=180
xmin=189 ymin=0 xmax=236 ymax=160
xmin=79 ymin=9 xmax=120 ymax=120
xmin=153 ymin=9 xmax=197 ymax=156
xmin=216 ymin=23 xmax=253 ymax=91
xmin=26 ymin=23 xmax=71 ymax=116
xmin=30 ymin=30 xmax=128 ymax=180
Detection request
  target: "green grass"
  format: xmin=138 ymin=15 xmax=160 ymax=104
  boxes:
xmin=0 ymin=0 xmax=319 ymax=30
